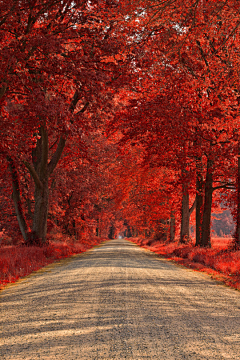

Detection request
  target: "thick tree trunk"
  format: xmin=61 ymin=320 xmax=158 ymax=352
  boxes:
xmin=108 ymin=224 xmax=115 ymax=239
xmin=201 ymin=158 xmax=213 ymax=248
xmin=24 ymin=126 xmax=49 ymax=244
xmin=180 ymin=183 xmax=189 ymax=243
xmin=32 ymin=179 xmax=49 ymax=243
xmin=96 ymin=218 xmax=100 ymax=237
xmin=123 ymin=220 xmax=132 ymax=238
xmin=126 ymin=226 xmax=132 ymax=237
xmin=7 ymin=157 xmax=28 ymax=241
xmin=195 ymin=157 xmax=204 ymax=246
xmin=235 ymin=142 xmax=240 ymax=249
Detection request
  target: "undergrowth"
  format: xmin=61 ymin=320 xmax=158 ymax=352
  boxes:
xmin=2 ymin=236 xmax=239 ymax=291
xmin=0 ymin=237 xmax=107 ymax=289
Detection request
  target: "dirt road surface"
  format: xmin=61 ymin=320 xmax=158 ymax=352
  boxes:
xmin=1 ymin=239 xmax=240 ymax=359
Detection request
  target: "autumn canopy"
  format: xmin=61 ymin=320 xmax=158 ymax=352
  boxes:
xmin=0 ymin=0 xmax=240 ymax=249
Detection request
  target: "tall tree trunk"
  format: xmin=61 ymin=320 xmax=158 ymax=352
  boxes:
xmin=235 ymin=142 xmax=240 ymax=249
xmin=127 ymin=225 xmax=132 ymax=237
xmin=201 ymin=157 xmax=213 ymax=247
xmin=108 ymin=224 xmax=115 ymax=239
xmin=96 ymin=218 xmax=100 ymax=237
xmin=7 ymin=156 xmax=28 ymax=241
xmin=32 ymin=179 xmax=49 ymax=243
xmin=24 ymin=125 xmax=50 ymax=244
xmin=180 ymin=183 xmax=189 ymax=243
xmin=195 ymin=157 xmax=204 ymax=246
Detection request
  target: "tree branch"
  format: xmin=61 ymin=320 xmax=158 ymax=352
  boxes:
xmin=49 ymin=137 xmax=59 ymax=150
xmin=189 ymin=197 xmax=196 ymax=216
xmin=196 ymin=40 xmax=209 ymax=70
xmin=48 ymin=91 xmax=85 ymax=175
xmin=47 ymin=136 xmax=66 ymax=176
xmin=23 ymin=160 xmax=43 ymax=190
xmin=69 ymin=90 xmax=80 ymax=113
xmin=76 ymin=101 xmax=90 ymax=115
xmin=212 ymin=183 xmax=235 ymax=191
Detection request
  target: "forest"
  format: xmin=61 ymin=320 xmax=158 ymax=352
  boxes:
xmin=0 ymin=0 xmax=240 ymax=288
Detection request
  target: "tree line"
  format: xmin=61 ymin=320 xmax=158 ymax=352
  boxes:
xmin=0 ymin=0 xmax=240 ymax=249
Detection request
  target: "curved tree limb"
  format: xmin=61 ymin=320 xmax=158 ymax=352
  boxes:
xmin=23 ymin=160 xmax=43 ymax=190
xmin=189 ymin=197 xmax=196 ymax=216
xmin=48 ymin=91 xmax=89 ymax=175
xmin=47 ymin=136 xmax=66 ymax=176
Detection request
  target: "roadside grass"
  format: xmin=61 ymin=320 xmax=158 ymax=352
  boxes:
xmin=130 ymin=237 xmax=240 ymax=290
xmin=0 ymin=237 xmax=107 ymax=289
xmin=2 ymin=235 xmax=239 ymax=291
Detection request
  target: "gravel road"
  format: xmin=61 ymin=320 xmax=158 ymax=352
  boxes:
xmin=1 ymin=239 xmax=240 ymax=359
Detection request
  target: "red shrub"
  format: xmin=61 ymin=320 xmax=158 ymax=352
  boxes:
xmin=0 ymin=237 xmax=107 ymax=289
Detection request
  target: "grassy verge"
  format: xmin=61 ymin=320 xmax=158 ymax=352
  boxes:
xmin=130 ymin=237 xmax=240 ymax=290
xmin=0 ymin=237 xmax=107 ymax=290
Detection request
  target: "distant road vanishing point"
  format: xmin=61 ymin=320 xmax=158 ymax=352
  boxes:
xmin=1 ymin=239 xmax=240 ymax=359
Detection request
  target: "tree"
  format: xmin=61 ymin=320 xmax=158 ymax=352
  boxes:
xmin=1 ymin=0 xmax=240 ymax=248
xmin=107 ymin=0 xmax=240 ymax=247
xmin=0 ymin=0 xmax=130 ymax=244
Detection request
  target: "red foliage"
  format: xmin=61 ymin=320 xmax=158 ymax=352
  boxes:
xmin=1 ymin=0 xmax=240 ymax=265
xmin=0 ymin=237 xmax=107 ymax=289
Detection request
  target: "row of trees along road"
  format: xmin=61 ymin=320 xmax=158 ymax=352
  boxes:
xmin=0 ymin=0 xmax=240 ymax=249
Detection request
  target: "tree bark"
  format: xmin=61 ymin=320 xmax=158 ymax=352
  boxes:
xmin=195 ymin=157 xmax=204 ymax=246
xmin=32 ymin=179 xmax=49 ymax=243
xmin=27 ymin=125 xmax=49 ymax=244
xmin=7 ymin=156 xmax=28 ymax=241
xmin=108 ymin=224 xmax=115 ymax=239
xmin=180 ymin=182 xmax=189 ymax=243
xmin=96 ymin=218 xmax=99 ymax=237
xmin=201 ymin=157 xmax=213 ymax=247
